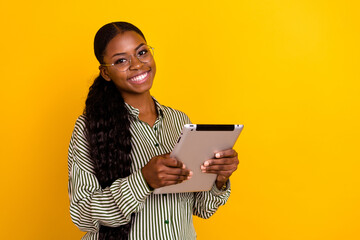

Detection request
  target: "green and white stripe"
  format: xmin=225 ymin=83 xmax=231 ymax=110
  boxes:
xmin=68 ymin=98 xmax=231 ymax=240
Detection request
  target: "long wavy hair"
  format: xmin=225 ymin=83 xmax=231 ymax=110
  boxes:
xmin=84 ymin=22 xmax=146 ymax=240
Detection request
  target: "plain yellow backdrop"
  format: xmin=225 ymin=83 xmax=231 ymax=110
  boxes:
xmin=1 ymin=0 xmax=359 ymax=239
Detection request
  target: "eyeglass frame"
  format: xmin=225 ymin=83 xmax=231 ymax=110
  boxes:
xmin=100 ymin=45 xmax=154 ymax=72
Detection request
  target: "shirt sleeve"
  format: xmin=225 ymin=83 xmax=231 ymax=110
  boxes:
xmin=192 ymin=180 xmax=231 ymax=219
xmin=68 ymin=116 xmax=152 ymax=233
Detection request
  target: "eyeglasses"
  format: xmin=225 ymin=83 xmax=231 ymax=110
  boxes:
xmin=101 ymin=45 xmax=154 ymax=72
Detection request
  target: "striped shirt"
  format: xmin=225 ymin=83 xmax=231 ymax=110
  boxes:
xmin=68 ymin=98 xmax=231 ymax=240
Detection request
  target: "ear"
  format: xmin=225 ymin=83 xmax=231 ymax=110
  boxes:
xmin=99 ymin=66 xmax=111 ymax=82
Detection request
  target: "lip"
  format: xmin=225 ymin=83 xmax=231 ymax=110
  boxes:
xmin=127 ymin=70 xmax=151 ymax=85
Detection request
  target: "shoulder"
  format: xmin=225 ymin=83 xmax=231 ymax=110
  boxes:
xmin=160 ymin=104 xmax=190 ymax=123
xmin=153 ymin=97 xmax=189 ymax=121
xmin=73 ymin=115 xmax=88 ymax=134
xmin=69 ymin=115 xmax=94 ymax=173
xmin=70 ymin=115 xmax=89 ymax=145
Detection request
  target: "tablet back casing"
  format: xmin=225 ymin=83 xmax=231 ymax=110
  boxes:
xmin=153 ymin=124 xmax=243 ymax=194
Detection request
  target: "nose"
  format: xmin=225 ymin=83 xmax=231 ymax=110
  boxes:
xmin=129 ymin=55 xmax=143 ymax=70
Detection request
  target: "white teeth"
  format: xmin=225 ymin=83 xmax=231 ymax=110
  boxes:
xmin=129 ymin=72 xmax=148 ymax=82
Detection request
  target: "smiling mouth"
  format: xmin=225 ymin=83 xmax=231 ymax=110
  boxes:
xmin=128 ymin=71 xmax=150 ymax=84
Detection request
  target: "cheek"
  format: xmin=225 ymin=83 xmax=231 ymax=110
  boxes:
xmin=151 ymin=61 xmax=157 ymax=76
xmin=111 ymin=71 xmax=128 ymax=82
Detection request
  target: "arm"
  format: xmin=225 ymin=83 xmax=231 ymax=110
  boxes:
xmin=193 ymin=149 xmax=239 ymax=219
xmin=68 ymin=116 xmax=152 ymax=232
xmin=193 ymin=180 xmax=231 ymax=219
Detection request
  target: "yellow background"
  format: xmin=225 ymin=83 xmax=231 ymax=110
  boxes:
xmin=1 ymin=0 xmax=359 ymax=239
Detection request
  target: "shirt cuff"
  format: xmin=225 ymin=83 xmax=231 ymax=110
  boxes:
xmin=210 ymin=180 xmax=231 ymax=196
xmin=127 ymin=169 xmax=152 ymax=202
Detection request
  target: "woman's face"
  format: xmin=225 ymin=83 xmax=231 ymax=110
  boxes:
xmin=100 ymin=31 xmax=156 ymax=98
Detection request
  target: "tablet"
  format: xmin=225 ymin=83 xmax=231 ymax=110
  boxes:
xmin=153 ymin=124 xmax=244 ymax=194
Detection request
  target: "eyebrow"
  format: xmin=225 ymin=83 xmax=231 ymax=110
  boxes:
xmin=111 ymin=43 xmax=146 ymax=58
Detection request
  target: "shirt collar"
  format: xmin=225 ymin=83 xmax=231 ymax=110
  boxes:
xmin=124 ymin=97 xmax=164 ymax=119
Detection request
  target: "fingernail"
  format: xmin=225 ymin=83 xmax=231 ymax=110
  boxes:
xmin=200 ymin=165 xmax=205 ymax=170
xmin=215 ymin=153 xmax=221 ymax=158
xmin=182 ymin=164 xmax=186 ymax=169
xmin=189 ymin=171 xmax=193 ymax=177
xmin=204 ymin=161 xmax=209 ymax=166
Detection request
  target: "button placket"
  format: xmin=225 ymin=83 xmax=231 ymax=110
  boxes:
xmin=164 ymin=194 xmax=170 ymax=227
xmin=152 ymin=120 xmax=162 ymax=149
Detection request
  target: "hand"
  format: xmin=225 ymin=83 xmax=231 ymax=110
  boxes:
xmin=200 ymin=149 xmax=239 ymax=190
xmin=142 ymin=153 xmax=193 ymax=189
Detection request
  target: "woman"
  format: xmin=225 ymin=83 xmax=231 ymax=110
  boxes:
xmin=68 ymin=22 xmax=239 ymax=240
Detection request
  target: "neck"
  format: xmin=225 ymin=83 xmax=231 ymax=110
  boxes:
xmin=124 ymin=93 xmax=157 ymax=127
xmin=123 ymin=92 xmax=154 ymax=113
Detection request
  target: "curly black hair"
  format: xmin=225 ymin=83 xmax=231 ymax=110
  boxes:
xmin=85 ymin=22 xmax=146 ymax=240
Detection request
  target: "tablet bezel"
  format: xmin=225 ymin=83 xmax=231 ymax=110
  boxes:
xmin=153 ymin=124 xmax=243 ymax=194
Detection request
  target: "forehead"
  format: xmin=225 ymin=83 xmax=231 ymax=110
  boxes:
xmin=104 ymin=31 xmax=146 ymax=57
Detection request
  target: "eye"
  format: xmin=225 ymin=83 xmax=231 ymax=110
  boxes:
xmin=138 ymin=48 xmax=149 ymax=56
xmin=114 ymin=58 xmax=128 ymax=65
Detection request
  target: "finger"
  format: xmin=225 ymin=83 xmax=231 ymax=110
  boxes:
xmin=201 ymin=164 xmax=235 ymax=172
xmin=159 ymin=173 xmax=193 ymax=187
xmin=165 ymin=167 xmax=191 ymax=176
xmin=203 ymin=157 xmax=238 ymax=167
xmin=162 ymin=157 xmax=184 ymax=168
xmin=161 ymin=153 xmax=171 ymax=158
xmin=214 ymin=149 xmax=238 ymax=158
xmin=164 ymin=173 xmax=191 ymax=181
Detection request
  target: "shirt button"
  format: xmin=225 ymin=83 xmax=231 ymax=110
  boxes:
xmin=155 ymin=143 xmax=159 ymax=147
xmin=154 ymin=126 xmax=158 ymax=131
xmin=164 ymin=220 xmax=169 ymax=224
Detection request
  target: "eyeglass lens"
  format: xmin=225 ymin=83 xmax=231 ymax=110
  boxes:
xmin=113 ymin=45 xmax=153 ymax=71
